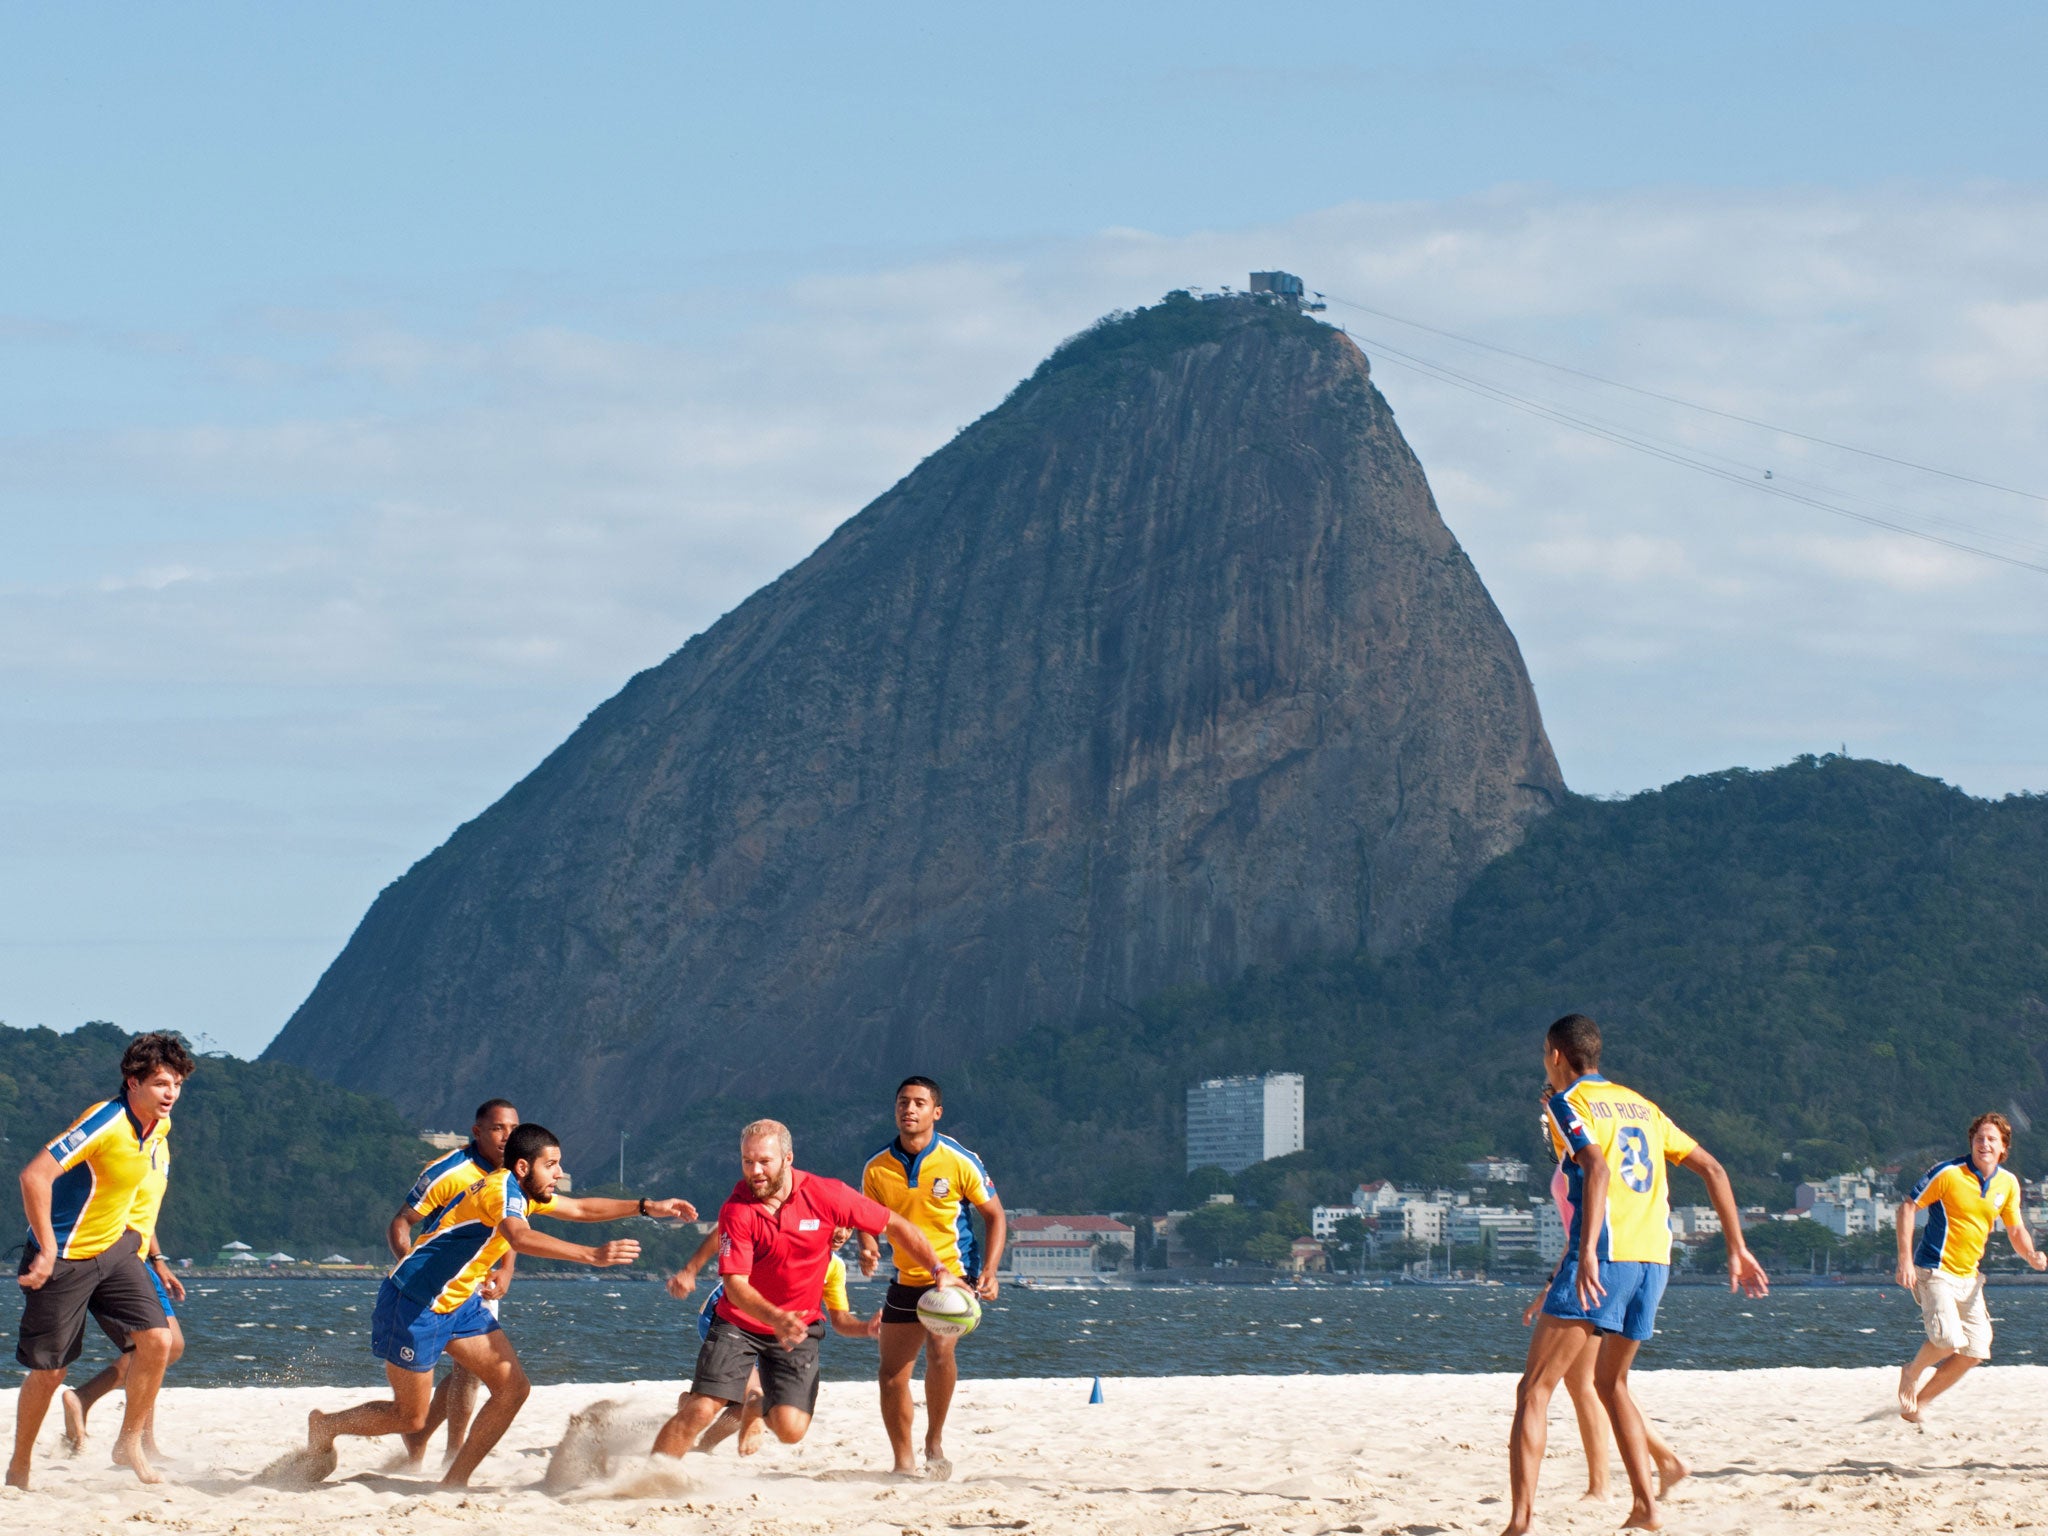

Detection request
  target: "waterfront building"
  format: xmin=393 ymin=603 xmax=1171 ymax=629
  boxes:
xmin=1185 ymin=1072 xmax=1305 ymax=1174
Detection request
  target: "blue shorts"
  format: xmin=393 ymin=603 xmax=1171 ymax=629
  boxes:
xmin=698 ymin=1283 xmax=723 ymax=1341
xmin=1542 ymin=1259 xmax=1668 ymax=1342
xmin=146 ymin=1263 xmax=177 ymax=1321
xmin=370 ymin=1279 xmax=501 ymax=1373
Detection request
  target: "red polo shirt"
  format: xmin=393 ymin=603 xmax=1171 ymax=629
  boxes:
xmin=715 ymin=1169 xmax=891 ymax=1334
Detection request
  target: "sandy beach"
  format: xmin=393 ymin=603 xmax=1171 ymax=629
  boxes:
xmin=2 ymin=1366 xmax=2042 ymax=1534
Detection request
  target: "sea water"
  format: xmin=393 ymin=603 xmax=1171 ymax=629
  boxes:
xmin=7 ymin=1276 xmax=2046 ymax=1389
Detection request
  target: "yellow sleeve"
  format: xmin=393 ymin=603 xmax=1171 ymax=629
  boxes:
xmin=821 ymin=1255 xmax=849 ymax=1313
xmin=956 ymin=1152 xmax=991 ymax=1205
xmin=861 ymin=1158 xmax=884 ymax=1203
xmin=47 ymin=1106 xmax=117 ymax=1174
xmin=1914 ymin=1170 xmax=1951 ymax=1210
xmin=1660 ymin=1112 xmax=1699 ymax=1163
xmin=2002 ymin=1175 xmax=2024 ymax=1228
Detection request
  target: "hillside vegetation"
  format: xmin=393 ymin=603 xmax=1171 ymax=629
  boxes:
xmin=942 ymin=756 xmax=2048 ymax=1215
xmin=0 ymin=1022 xmax=431 ymax=1259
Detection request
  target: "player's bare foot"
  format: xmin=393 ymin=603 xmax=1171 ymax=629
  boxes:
xmin=1621 ymin=1498 xmax=1664 ymax=1531
xmin=5 ymin=1459 xmax=30 ymax=1490
xmin=1497 ymin=1517 xmax=1531 ymax=1536
xmin=923 ymin=1452 xmax=953 ymax=1482
xmin=1897 ymin=1369 xmax=1922 ymax=1423
xmin=60 ymin=1388 xmax=87 ymax=1452
xmin=307 ymin=1407 xmax=337 ymax=1453
xmin=737 ymin=1416 xmax=766 ymax=1456
xmin=1579 ymin=1483 xmax=1612 ymax=1502
xmin=111 ymin=1431 xmax=162 ymax=1485
xmin=1655 ymin=1449 xmax=1689 ymax=1499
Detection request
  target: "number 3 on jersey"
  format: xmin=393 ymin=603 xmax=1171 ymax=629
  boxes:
xmin=1618 ymin=1126 xmax=1653 ymax=1193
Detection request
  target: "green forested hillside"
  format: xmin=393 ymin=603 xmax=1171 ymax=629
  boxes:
xmin=941 ymin=757 xmax=2048 ymax=1215
xmin=0 ymin=1022 xmax=432 ymax=1259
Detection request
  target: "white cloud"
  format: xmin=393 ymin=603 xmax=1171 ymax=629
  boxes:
xmin=3 ymin=182 xmax=2047 ymax=1050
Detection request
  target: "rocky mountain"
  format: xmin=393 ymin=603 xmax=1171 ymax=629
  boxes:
xmin=263 ymin=292 xmax=1563 ymax=1148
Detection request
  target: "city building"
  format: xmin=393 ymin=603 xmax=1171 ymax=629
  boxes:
xmin=1185 ymin=1072 xmax=1305 ymax=1174
xmin=1537 ymin=1201 xmax=1568 ymax=1266
xmin=1351 ymin=1180 xmax=1405 ymax=1214
xmin=1448 ymin=1206 xmax=1537 ymax=1258
xmin=1400 ymin=1201 xmax=1448 ymax=1246
xmin=1464 ymin=1157 xmax=1531 ymax=1186
xmin=1312 ymin=1204 xmax=1375 ymax=1241
xmin=1669 ymin=1205 xmax=1724 ymax=1242
xmin=1004 ymin=1214 xmax=1134 ymax=1278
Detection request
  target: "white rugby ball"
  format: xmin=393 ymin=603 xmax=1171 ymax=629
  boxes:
xmin=915 ymin=1286 xmax=982 ymax=1338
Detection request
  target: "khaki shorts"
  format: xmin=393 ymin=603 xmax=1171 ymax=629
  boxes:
xmin=1915 ymin=1269 xmax=1992 ymax=1359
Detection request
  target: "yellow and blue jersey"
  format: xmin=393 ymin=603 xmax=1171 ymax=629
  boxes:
xmin=39 ymin=1099 xmax=170 ymax=1260
xmin=1545 ymin=1074 xmax=1697 ymax=1266
xmin=1911 ymin=1156 xmax=2023 ymax=1277
xmin=389 ymin=1167 xmax=535 ymax=1314
xmin=862 ymin=1134 xmax=994 ymax=1285
xmin=127 ymin=1134 xmax=171 ymax=1254
xmin=404 ymin=1142 xmax=490 ymax=1215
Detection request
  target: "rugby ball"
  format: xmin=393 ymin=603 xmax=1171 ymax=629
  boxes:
xmin=915 ymin=1286 xmax=982 ymax=1339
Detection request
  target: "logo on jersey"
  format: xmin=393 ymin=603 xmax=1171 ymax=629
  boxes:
xmin=798 ymin=1218 xmax=821 ymax=1231
xmin=931 ymin=1177 xmax=951 ymax=1198
xmin=52 ymin=1127 xmax=90 ymax=1159
xmin=1618 ymin=1127 xmax=1654 ymax=1193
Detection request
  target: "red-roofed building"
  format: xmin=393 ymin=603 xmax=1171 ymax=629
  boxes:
xmin=1003 ymin=1215 xmax=1135 ymax=1278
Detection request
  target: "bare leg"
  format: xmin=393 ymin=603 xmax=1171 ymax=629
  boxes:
xmin=696 ymin=1402 xmax=745 ymax=1452
xmin=438 ymin=1332 xmax=529 ymax=1488
xmin=762 ymin=1405 xmax=811 ymax=1445
xmin=110 ymin=1327 xmax=172 ymax=1484
xmin=1898 ymin=1339 xmax=1951 ymax=1422
xmin=441 ymin=1363 xmax=480 ymax=1463
xmin=1560 ymin=1331 xmax=1611 ymax=1500
xmin=1501 ymin=1315 xmax=1593 ymax=1536
xmin=878 ymin=1322 xmax=926 ymax=1475
xmin=8 ymin=1367 xmax=66 ymax=1489
xmin=1908 ymin=1352 xmax=1982 ymax=1416
xmin=1593 ymin=1335 xmax=1660 ymax=1531
xmin=921 ymin=1332 xmax=959 ymax=1470
xmin=142 ymin=1318 xmax=185 ymax=1459
xmin=398 ymin=1370 xmax=455 ymax=1466
xmin=1644 ymin=1418 xmax=1688 ymax=1499
xmin=652 ymin=1393 xmax=731 ymax=1458
xmin=64 ymin=1355 xmax=128 ymax=1449
xmin=309 ymin=1361 xmax=437 ymax=1468
xmin=737 ymin=1367 xmax=767 ymax=1455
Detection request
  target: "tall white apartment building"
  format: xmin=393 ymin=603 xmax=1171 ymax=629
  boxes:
xmin=1185 ymin=1073 xmax=1305 ymax=1174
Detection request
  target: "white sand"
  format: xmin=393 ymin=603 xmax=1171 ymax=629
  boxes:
xmin=4 ymin=1367 xmax=2044 ymax=1533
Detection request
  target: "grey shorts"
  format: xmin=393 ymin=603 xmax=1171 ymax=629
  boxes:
xmin=691 ymin=1314 xmax=824 ymax=1415
xmin=15 ymin=1229 xmax=167 ymax=1371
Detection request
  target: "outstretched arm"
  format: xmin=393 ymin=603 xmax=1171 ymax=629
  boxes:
xmin=499 ymin=1216 xmax=640 ymax=1268
xmin=1678 ymin=1146 xmax=1769 ymax=1297
xmin=543 ymin=1194 xmax=696 ymax=1224
xmin=2008 ymin=1213 xmax=2047 ymax=1271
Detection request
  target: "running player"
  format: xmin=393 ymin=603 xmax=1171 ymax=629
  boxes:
xmin=651 ymin=1118 xmax=952 ymax=1462
xmin=673 ymin=1226 xmax=878 ymax=1455
xmin=303 ymin=1123 xmax=694 ymax=1487
xmin=385 ymin=1097 xmax=522 ymax=1466
xmin=60 ymin=1108 xmax=183 ymax=1462
xmin=10 ymin=1031 xmax=193 ymax=1489
xmin=1894 ymin=1111 xmax=2045 ymax=1421
xmin=1500 ymin=1014 xmax=1768 ymax=1536
xmin=859 ymin=1076 xmax=1005 ymax=1478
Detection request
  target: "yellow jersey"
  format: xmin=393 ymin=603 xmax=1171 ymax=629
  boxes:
xmin=127 ymin=1134 xmax=171 ymax=1257
xmin=821 ymin=1253 xmax=850 ymax=1314
xmin=40 ymin=1099 xmax=170 ymax=1260
xmin=1545 ymin=1074 xmax=1697 ymax=1265
xmin=862 ymin=1134 xmax=994 ymax=1284
xmin=1911 ymin=1156 xmax=2023 ymax=1277
xmin=388 ymin=1167 xmax=536 ymax=1313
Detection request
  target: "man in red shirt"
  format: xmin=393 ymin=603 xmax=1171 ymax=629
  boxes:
xmin=651 ymin=1118 xmax=958 ymax=1459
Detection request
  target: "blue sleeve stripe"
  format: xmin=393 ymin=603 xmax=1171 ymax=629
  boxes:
xmin=46 ymin=1100 xmax=124 ymax=1162
xmin=939 ymin=1136 xmax=994 ymax=1192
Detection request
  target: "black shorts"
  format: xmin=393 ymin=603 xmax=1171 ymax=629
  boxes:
xmin=691 ymin=1315 xmax=824 ymax=1415
xmin=880 ymin=1281 xmax=933 ymax=1326
xmin=15 ymin=1229 xmax=167 ymax=1371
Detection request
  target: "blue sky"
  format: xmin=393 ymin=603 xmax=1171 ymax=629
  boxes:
xmin=4 ymin=5 xmax=2045 ymax=1055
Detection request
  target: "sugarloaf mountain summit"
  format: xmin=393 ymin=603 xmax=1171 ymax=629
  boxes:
xmin=264 ymin=288 xmax=1565 ymax=1148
